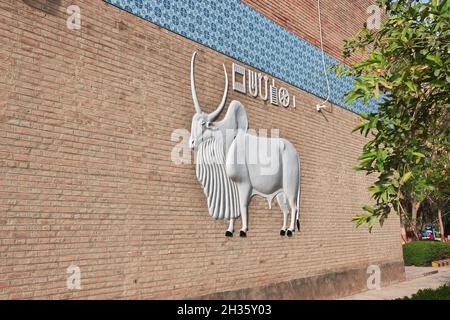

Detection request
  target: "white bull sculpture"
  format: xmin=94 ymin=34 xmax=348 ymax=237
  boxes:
xmin=189 ymin=52 xmax=301 ymax=237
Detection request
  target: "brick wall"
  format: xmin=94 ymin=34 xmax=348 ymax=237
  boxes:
xmin=0 ymin=0 xmax=403 ymax=299
xmin=242 ymin=0 xmax=378 ymax=63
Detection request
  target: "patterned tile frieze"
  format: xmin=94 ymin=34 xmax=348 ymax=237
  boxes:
xmin=104 ymin=0 xmax=378 ymax=114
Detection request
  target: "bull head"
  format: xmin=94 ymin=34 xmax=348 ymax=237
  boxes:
xmin=189 ymin=52 xmax=228 ymax=150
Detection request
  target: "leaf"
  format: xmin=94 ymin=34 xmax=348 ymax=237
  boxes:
xmin=379 ymin=215 xmax=385 ymax=227
xmin=381 ymin=190 xmax=388 ymax=203
xmin=401 ymin=24 xmax=409 ymax=42
xmin=426 ymin=54 xmax=442 ymax=66
xmin=368 ymin=186 xmax=383 ymax=193
xmin=352 ymin=122 xmax=366 ymax=133
xmin=412 ymin=152 xmax=425 ymax=163
xmin=400 ymin=171 xmax=413 ymax=185
xmin=379 ymin=79 xmax=393 ymax=89
xmin=367 ymin=215 xmax=376 ymax=232
xmin=362 ymin=205 xmax=375 ymax=214
xmin=414 ymin=65 xmax=429 ymax=72
xmin=374 ymin=82 xmax=380 ymax=99
xmin=360 ymin=112 xmax=370 ymax=120
xmin=405 ymin=80 xmax=416 ymax=92
xmin=376 ymin=160 xmax=385 ymax=172
xmin=344 ymin=92 xmax=363 ymax=104
xmin=358 ymin=151 xmax=377 ymax=160
xmin=352 ymin=213 xmax=375 ymax=231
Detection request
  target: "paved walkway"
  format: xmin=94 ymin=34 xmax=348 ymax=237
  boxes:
xmin=404 ymin=266 xmax=439 ymax=280
xmin=340 ymin=266 xmax=450 ymax=300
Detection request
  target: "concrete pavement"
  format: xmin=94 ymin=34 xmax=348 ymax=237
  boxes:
xmin=339 ymin=266 xmax=450 ymax=300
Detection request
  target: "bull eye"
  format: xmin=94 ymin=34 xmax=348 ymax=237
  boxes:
xmin=201 ymin=120 xmax=206 ymax=126
xmin=206 ymin=122 xmax=212 ymax=128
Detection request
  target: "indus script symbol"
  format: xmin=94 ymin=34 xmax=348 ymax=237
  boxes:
xmin=189 ymin=52 xmax=301 ymax=238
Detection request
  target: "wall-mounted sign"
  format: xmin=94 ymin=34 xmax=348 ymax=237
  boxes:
xmin=189 ymin=52 xmax=301 ymax=238
xmin=231 ymin=62 xmax=297 ymax=109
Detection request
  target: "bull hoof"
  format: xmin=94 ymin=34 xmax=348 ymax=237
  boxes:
xmin=280 ymin=230 xmax=286 ymax=236
xmin=239 ymin=230 xmax=247 ymax=238
xmin=225 ymin=231 xmax=233 ymax=237
xmin=287 ymin=230 xmax=293 ymax=237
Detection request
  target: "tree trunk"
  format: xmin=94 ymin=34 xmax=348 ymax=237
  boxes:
xmin=400 ymin=225 xmax=408 ymax=243
xmin=399 ymin=209 xmax=409 ymax=243
xmin=437 ymin=206 xmax=445 ymax=242
xmin=411 ymin=198 xmax=421 ymax=240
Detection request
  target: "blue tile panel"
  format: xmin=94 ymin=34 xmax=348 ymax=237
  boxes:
xmin=103 ymin=0 xmax=378 ymax=114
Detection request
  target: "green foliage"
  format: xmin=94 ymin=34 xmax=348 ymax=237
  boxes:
xmin=403 ymin=240 xmax=450 ymax=266
xmin=399 ymin=283 xmax=450 ymax=300
xmin=337 ymin=0 xmax=450 ymax=231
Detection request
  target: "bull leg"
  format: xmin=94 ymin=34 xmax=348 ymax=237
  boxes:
xmin=286 ymin=193 xmax=298 ymax=237
xmin=287 ymin=207 xmax=297 ymax=237
xmin=225 ymin=218 xmax=234 ymax=237
xmin=239 ymin=204 xmax=248 ymax=237
xmin=237 ymin=186 xmax=251 ymax=238
xmin=276 ymin=193 xmax=288 ymax=236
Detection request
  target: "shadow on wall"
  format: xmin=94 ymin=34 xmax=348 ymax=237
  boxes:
xmin=23 ymin=0 xmax=62 ymax=16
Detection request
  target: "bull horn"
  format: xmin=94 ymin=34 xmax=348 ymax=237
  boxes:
xmin=208 ymin=63 xmax=228 ymax=122
xmin=191 ymin=51 xmax=202 ymax=114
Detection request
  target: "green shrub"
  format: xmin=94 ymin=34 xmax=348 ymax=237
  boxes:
xmin=403 ymin=241 xmax=450 ymax=266
xmin=400 ymin=283 xmax=450 ymax=300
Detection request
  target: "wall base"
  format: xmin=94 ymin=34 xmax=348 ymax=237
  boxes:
xmin=195 ymin=261 xmax=405 ymax=300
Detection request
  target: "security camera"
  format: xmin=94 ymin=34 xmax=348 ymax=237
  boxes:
xmin=316 ymin=104 xmax=327 ymax=112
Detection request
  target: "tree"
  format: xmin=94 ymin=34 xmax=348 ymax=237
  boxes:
xmin=425 ymin=151 xmax=449 ymax=241
xmin=335 ymin=0 xmax=449 ymax=232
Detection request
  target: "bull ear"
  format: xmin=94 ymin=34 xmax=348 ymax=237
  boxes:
xmin=233 ymin=102 xmax=248 ymax=132
xmin=221 ymin=101 xmax=248 ymax=132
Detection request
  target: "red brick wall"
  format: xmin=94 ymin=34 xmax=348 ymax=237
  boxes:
xmin=242 ymin=0 xmax=378 ymax=63
xmin=0 ymin=0 xmax=403 ymax=299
